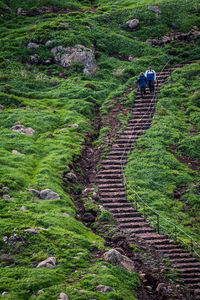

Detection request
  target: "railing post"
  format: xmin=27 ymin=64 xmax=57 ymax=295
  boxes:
xmin=174 ymin=226 xmax=177 ymax=242
xmin=143 ymin=203 xmax=146 ymax=218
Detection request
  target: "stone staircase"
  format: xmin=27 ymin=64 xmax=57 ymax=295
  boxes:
xmin=96 ymin=64 xmax=200 ymax=298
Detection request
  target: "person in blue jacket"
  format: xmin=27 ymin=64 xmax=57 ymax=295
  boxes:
xmin=137 ymin=72 xmax=147 ymax=98
xmin=145 ymin=66 xmax=156 ymax=93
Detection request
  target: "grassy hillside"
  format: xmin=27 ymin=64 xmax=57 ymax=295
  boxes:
xmin=126 ymin=62 xmax=200 ymax=248
xmin=0 ymin=0 xmax=200 ymax=298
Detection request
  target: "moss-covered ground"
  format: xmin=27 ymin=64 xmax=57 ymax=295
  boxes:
xmin=0 ymin=0 xmax=200 ymax=298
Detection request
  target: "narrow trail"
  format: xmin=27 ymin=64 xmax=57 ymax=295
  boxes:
xmin=95 ymin=62 xmax=200 ymax=299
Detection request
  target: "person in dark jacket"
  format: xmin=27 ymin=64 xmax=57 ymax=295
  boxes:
xmin=137 ymin=72 xmax=147 ymax=98
xmin=145 ymin=66 xmax=156 ymax=93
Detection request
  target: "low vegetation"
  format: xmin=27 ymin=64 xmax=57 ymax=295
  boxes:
xmin=0 ymin=0 xmax=200 ymax=298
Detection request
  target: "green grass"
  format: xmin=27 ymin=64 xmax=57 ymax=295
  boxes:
xmin=0 ymin=0 xmax=200 ymax=297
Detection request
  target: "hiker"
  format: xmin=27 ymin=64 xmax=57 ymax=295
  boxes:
xmin=145 ymin=66 xmax=156 ymax=93
xmin=137 ymin=72 xmax=147 ymax=98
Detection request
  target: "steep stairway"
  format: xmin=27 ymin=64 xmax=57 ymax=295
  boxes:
xmin=96 ymin=63 xmax=200 ymax=298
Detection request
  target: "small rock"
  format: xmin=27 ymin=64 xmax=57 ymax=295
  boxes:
xmin=92 ymin=191 xmax=99 ymax=200
xmin=12 ymin=124 xmax=35 ymax=135
xmin=40 ymin=189 xmax=60 ymax=200
xmin=62 ymin=213 xmax=70 ymax=217
xmin=2 ymin=187 xmax=9 ymax=192
xmin=65 ymin=172 xmax=77 ymax=182
xmin=96 ymin=285 xmax=115 ymax=293
xmin=146 ymin=286 xmax=152 ymax=291
xmin=36 ymin=257 xmax=56 ymax=268
xmin=103 ymin=249 xmax=135 ymax=271
xmin=37 ymin=290 xmax=44 ymax=295
xmin=45 ymin=40 xmax=53 ymax=47
xmin=12 ymin=150 xmax=24 ymax=155
xmin=2 ymin=291 xmax=9 ymax=296
xmin=0 ymin=104 xmax=4 ymax=110
xmin=68 ymin=124 xmax=79 ymax=128
xmin=17 ymin=8 xmax=23 ymax=16
xmin=27 ymin=42 xmax=39 ymax=49
xmin=43 ymin=59 xmax=52 ymax=65
xmin=3 ymin=234 xmax=25 ymax=246
xmin=126 ymin=19 xmax=139 ymax=29
xmin=20 ymin=206 xmax=27 ymax=211
xmin=60 ymin=22 xmax=69 ymax=27
xmin=30 ymin=54 xmax=40 ymax=64
xmin=24 ymin=228 xmax=40 ymax=234
xmin=133 ymin=56 xmax=139 ymax=61
xmin=58 ymin=293 xmax=69 ymax=300
xmin=3 ymin=195 xmax=11 ymax=199
xmin=156 ymin=282 xmax=166 ymax=293
xmin=148 ymin=6 xmax=162 ymax=14
xmin=28 ymin=189 xmax=40 ymax=197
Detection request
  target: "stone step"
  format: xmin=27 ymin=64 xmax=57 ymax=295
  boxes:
xmin=113 ymin=212 xmax=142 ymax=218
xmin=96 ymin=174 xmax=123 ymax=180
xmin=123 ymin=227 xmax=155 ymax=234
xmin=102 ymin=198 xmax=127 ymax=203
xmin=135 ymin=232 xmax=168 ymax=240
xmin=178 ymin=268 xmax=200 ymax=274
xmin=180 ymin=272 xmax=200 ymax=279
xmin=179 ymin=277 xmax=200 ymax=285
xmin=154 ymin=244 xmax=180 ymax=251
xmin=187 ymin=282 xmax=200 ymax=289
xmin=109 ymin=207 xmax=137 ymax=214
xmin=119 ymin=217 xmax=146 ymax=224
xmin=104 ymin=203 xmax=132 ymax=209
xmin=161 ymin=252 xmax=193 ymax=259
xmin=101 ymin=159 xmax=126 ymax=165
xmin=100 ymin=191 xmax=126 ymax=197
xmin=120 ymin=222 xmax=151 ymax=229
xmin=172 ymin=262 xmax=200 ymax=268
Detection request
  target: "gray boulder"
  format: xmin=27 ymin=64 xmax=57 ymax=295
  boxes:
xmin=12 ymin=124 xmax=35 ymax=135
xmin=28 ymin=189 xmax=40 ymax=197
xmin=103 ymin=249 xmax=135 ymax=271
xmin=96 ymin=285 xmax=115 ymax=293
xmin=58 ymin=293 xmax=69 ymax=300
xmin=2 ymin=291 xmax=9 ymax=297
xmin=27 ymin=42 xmax=39 ymax=49
xmin=12 ymin=150 xmax=24 ymax=155
xmin=51 ymin=44 xmax=97 ymax=75
xmin=40 ymin=189 xmax=60 ymax=200
xmin=148 ymin=6 xmax=162 ymax=14
xmin=126 ymin=19 xmax=139 ymax=29
xmin=30 ymin=54 xmax=40 ymax=64
xmin=65 ymin=172 xmax=77 ymax=182
xmin=20 ymin=206 xmax=27 ymax=211
xmin=36 ymin=257 xmax=56 ymax=268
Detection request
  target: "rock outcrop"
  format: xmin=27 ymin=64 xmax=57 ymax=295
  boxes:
xmin=96 ymin=285 xmax=115 ymax=293
xmin=126 ymin=19 xmax=139 ymax=29
xmin=11 ymin=125 xmax=35 ymax=135
xmin=51 ymin=45 xmax=97 ymax=75
xmin=146 ymin=29 xmax=200 ymax=46
xmin=29 ymin=188 xmax=60 ymax=200
xmin=36 ymin=257 xmax=56 ymax=268
xmin=103 ymin=249 xmax=135 ymax=271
